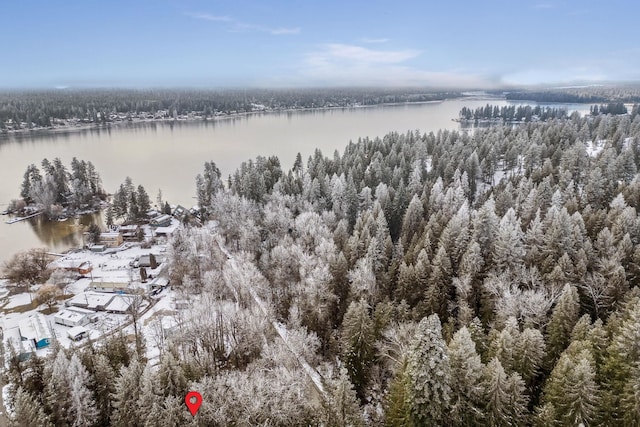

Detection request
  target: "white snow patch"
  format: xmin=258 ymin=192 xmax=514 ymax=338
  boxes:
xmin=3 ymin=292 xmax=32 ymax=309
xmin=586 ymin=140 xmax=605 ymax=157
xmin=2 ymin=384 xmax=12 ymax=417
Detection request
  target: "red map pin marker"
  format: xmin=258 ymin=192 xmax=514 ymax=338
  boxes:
xmin=185 ymin=391 xmax=202 ymax=416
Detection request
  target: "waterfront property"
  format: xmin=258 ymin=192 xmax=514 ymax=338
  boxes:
xmin=99 ymin=232 xmax=123 ymax=248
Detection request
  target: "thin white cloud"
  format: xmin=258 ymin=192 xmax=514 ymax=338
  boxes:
xmin=186 ymin=13 xmax=231 ymax=22
xmin=360 ymin=37 xmax=389 ymax=44
xmin=311 ymin=43 xmax=420 ymax=65
xmin=186 ymin=12 xmax=299 ymax=36
xmin=299 ymin=43 xmax=491 ymax=87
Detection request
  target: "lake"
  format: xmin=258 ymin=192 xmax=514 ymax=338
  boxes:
xmin=0 ymin=98 xmax=591 ymax=264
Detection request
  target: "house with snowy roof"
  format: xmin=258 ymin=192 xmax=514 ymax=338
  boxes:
xmin=18 ymin=313 xmax=52 ymax=349
xmin=54 ymin=307 xmax=94 ymax=327
xmin=88 ymin=279 xmax=130 ymax=293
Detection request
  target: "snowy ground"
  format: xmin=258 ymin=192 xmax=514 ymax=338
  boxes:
xmin=586 ymin=139 xmax=605 ymax=157
xmin=2 ymin=292 xmax=32 ymax=309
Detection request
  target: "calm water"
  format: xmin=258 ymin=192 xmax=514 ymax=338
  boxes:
xmin=0 ymin=99 xmax=591 ymax=263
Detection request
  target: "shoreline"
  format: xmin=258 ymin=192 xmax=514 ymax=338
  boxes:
xmin=0 ymin=98 xmax=450 ymax=139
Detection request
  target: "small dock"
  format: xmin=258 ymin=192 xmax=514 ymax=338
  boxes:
xmin=4 ymin=212 xmax=41 ymax=224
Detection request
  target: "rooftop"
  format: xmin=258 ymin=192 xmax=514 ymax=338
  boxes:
xmin=67 ymin=292 xmax=115 ymax=310
xmin=67 ymin=325 xmax=88 ymax=338
xmin=18 ymin=314 xmax=52 ymax=342
xmin=54 ymin=309 xmax=91 ymax=322
xmin=90 ymin=280 xmax=130 ymax=289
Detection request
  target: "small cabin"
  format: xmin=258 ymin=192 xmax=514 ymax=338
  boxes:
xmin=67 ymin=326 xmax=89 ymax=341
xmin=59 ymin=260 xmax=93 ymax=275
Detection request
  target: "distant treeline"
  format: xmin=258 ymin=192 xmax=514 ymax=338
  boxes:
xmin=505 ymin=86 xmax=640 ymax=103
xmin=0 ymin=88 xmax=460 ymax=129
xmin=461 ymin=103 xmax=640 ymax=124
xmin=459 ymin=104 xmax=568 ymax=122
xmin=591 ymin=103 xmax=628 ymax=115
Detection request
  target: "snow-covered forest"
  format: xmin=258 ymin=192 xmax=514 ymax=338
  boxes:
xmin=6 ymin=108 xmax=640 ymax=426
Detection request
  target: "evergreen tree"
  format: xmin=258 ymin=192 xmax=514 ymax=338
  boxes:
xmin=44 ymin=350 xmax=72 ymax=426
xmin=426 ymin=244 xmax=452 ymax=319
xmin=546 ymin=284 xmax=581 ymax=366
xmin=91 ymin=354 xmax=116 ymax=426
xmin=621 ymin=360 xmax=640 ymax=426
xmin=401 ymin=195 xmax=424 ymax=247
xmin=482 ymin=357 xmax=529 ymax=426
xmin=157 ymin=351 xmax=187 ymax=397
xmin=473 ymin=196 xmax=500 ymax=266
xmin=67 ymin=354 xmax=98 ymax=427
xmin=105 ymin=205 xmax=114 ymax=227
xmin=448 ymin=326 xmax=485 ymax=426
xmin=341 ymin=299 xmax=375 ymax=400
xmin=493 ymin=207 xmax=525 ymax=272
xmin=514 ymin=327 xmax=546 ymax=387
xmin=113 ymin=184 xmax=128 ymax=219
xmin=138 ymin=366 xmax=163 ymax=427
xmin=111 ymin=358 xmax=144 ymax=427
xmin=322 ymin=367 xmax=364 ymax=427
xmin=384 ymin=361 xmax=414 ymax=427
xmin=135 ymin=185 xmax=151 ymax=219
xmin=128 ymin=191 xmax=139 ymax=221
xmin=406 ymin=314 xmax=451 ymax=425
xmin=542 ymin=345 xmax=600 ymax=426
xmin=10 ymin=387 xmax=52 ymax=427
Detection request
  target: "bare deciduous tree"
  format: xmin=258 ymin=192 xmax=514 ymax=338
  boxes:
xmin=2 ymin=248 xmax=51 ymax=300
xmin=35 ymin=284 xmax=60 ymax=313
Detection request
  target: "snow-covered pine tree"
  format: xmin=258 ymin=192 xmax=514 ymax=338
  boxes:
xmin=448 ymin=326 xmax=485 ymax=426
xmin=10 ymin=387 xmax=52 ymax=427
xmin=482 ymin=357 xmax=529 ymax=426
xmin=541 ymin=344 xmax=601 ymax=426
xmin=546 ymin=283 xmax=581 ymax=366
xmin=341 ymin=299 xmax=375 ymax=399
xmin=406 ymin=314 xmax=451 ymax=425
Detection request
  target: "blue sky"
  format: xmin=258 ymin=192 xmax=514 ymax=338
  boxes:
xmin=1 ymin=0 xmax=638 ymax=88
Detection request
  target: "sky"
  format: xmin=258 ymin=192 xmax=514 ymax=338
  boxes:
xmin=1 ymin=0 xmax=638 ymax=89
